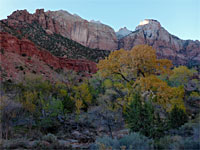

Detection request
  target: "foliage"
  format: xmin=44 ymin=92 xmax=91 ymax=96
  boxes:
xmin=16 ymin=74 xmax=52 ymax=120
xmin=62 ymin=95 xmax=75 ymax=113
xmin=54 ymin=82 xmax=75 ymax=113
xmin=168 ymin=105 xmax=188 ymax=129
xmin=72 ymin=81 xmax=93 ymax=111
xmin=97 ymin=45 xmax=179 ymax=113
xmin=137 ymin=75 xmax=185 ymax=111
xmin=124 ymin=93 xmax=167 ymax=138
xmin=42 ymin=133 xmax=57 ymax=143
xmin=0 ymin=96 xmax=23 ymax=139
xmin=92 ymin=133 xmax=153 ymax=150
xmin=97 ymin=45 xmax=172 ymax=82
xmin=155 ymin=135 xmax=200 ymax=150
xmin=169 ymin=66 xmax=197 ymax=87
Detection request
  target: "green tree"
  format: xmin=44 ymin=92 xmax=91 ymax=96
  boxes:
xmin=169 ymin=66 xmax=197 ymax=87
xmin=124 ymin=93 xmax=166 ymax=138
xmin=168 ymin=105 xmax=188 ymax=129
xmin=72 ymin=81 xmax=93 ymax=111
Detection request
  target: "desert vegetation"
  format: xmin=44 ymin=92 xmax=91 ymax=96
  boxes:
xmin=1 ymin=45 xmax=199 ymax=149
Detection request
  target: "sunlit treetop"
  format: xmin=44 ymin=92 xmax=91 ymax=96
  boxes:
xmin=97 ymin=45 xmax=173 ymax=82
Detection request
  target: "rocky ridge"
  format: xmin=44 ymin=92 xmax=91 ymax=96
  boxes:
xmin=0 ymin=32 xmax=97 ymax=81
xmin=0 ymin=13 xmax=110 ymax=62
xmin=1 ymin=10 xmax=200 ymax=75
xmin=119 ymin=19 xmax=200 ymax=67
xmin=5 ymin=9 xmax=118 ymax=50
xmin=116 ymin=27 xmax=132 ymax=40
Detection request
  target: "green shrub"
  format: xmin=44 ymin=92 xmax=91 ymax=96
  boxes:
xmin=95 ymin=136 xmax=120 ymax=149
xmin=168 ymin=105 xmax=188 ymax=129
xmin=124 ymin=93 xmax=166 ymax=138
xmin=155 ymin=135 xmax=200 ymax=150
xmin=42 ymin=133 xmax=57 ymax=143
xmin=92 ymin=133 xmax=153 ymax=150
xmin=119 ymin=133 xmax=153 ymax=150
xmin=62 ymin=95 xmax=75 ymax=113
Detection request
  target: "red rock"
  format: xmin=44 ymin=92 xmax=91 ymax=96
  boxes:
xmin=119 ymin=19 xmax=200 ymax=66
xmin=0 ymin=32 xmax=97 ymax=81
xmin=6 ymin=9 xmax=117 ymax=50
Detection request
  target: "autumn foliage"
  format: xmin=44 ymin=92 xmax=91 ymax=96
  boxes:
xmin=1 ymin=44 xmax=198 ymax=143
xmin=97 ymin=45 xmax=172 ymax=82
xmin=98 ymin=45 xmax=184 ymax=111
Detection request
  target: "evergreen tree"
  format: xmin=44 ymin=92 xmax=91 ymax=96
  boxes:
xmin=168 ymin=105 xmax=188 ymax=129
xmin=124 ymin=93 xmax=166 ymax=138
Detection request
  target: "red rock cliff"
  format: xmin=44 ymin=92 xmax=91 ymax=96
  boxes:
xmin=6 ymin=9 xmax=117 ymax=50
xmin=118 ymin=19 xmax=200 ymax=66
xmin=0 ymin=32 xmax=97 ymax=81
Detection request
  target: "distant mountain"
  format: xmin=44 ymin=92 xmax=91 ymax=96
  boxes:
xmin=3 ymin=9 xmax=117 ymax=50
xmin=0 ymin=9 xmax=199 ymax=82
xmin=116 ymin=27 xmax=132 ymax=40
xmin=118 ymin=19 xmax=200 ymax=68
xmin=0 ymin=10 xmax=110 ymax=62
xmin=0 ymin=9 xmax=111 ymax=81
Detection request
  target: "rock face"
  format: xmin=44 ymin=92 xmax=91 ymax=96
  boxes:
xmin=6 ymin=9 xmax=118 ymax=50
xmin=118 ymin=19 xmax=200 ymax=67
xmin=2 ymin=10 xmax=200 ymax=69
xmin=0 ymin=32 xmax=97 ymax=81
xmin=116 ymin=27 xmax=132 ymax=40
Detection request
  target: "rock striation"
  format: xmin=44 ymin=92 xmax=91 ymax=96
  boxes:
xmin=2 ymin=10 xmax=200 ymax=70
xmin=0 ymin=32 xmax=97 ymax=81
xmin=118 ymin=19 xmax=200 ymax=67
xmin=6 ymin=9 xmax=118 ymax=50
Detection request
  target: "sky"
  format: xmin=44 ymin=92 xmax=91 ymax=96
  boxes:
xmin=0 ymin=0 xmax=199 ymax=40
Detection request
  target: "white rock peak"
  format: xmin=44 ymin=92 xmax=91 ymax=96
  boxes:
xmin=116 ymin=27 xmax=132 ymax=39
xmin=136 ymin=19 xmax=161 ymax=30
xmin=90 ymin=20 xmax=102 ymax=24
xmin=139 ymin=19 xmax=150 ymax=26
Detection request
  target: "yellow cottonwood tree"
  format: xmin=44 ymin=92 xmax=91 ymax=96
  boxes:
xmin=98 ymin=45 xmax=185 ymax=111
xmin=169 ymin=66 xmax=197 ymax=87
xmin=97 ymin=45 xmax=172 ymax=82
xmin=135 ymin=75 xmax=185 ymax=111
xmin=73 ymin=82 xmax=92 ymax=110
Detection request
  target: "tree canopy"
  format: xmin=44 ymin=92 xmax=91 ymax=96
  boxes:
xmin=97 ymin=45 xmax=172 ymax=82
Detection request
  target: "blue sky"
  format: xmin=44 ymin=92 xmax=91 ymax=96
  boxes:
xmin=0 ymin=0 xmax=199 ymax=40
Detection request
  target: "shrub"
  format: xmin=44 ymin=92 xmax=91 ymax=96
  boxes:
xmin=168 ymin=105 xmax=188 ymax=129
xmin=124 ymin=93 xmax=166 ymax=138
xmin=92 ymin=133 xmax=153 ymax=150
xmin=95 ymin=136 xmax=120 ymax=149
xmin=119 ymin=133 xmax=153 ymax=150
xmin=0 ymin=96 xmax=23 ymax=139
xmin=42 ymin=133 xmax=57 ymax=143
xmin=183 ymin=137 xmax=200 ymax=150
xmin=155 ymin=135 xmax=200 ymax=150
xmin=62 ymin=95 xmax=75 ymax=113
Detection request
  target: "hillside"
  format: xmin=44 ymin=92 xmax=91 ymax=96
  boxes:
xmin=118 ymin=19 xmax=200 ymax=69
xmin=0 ymin=13 xmax=110 ymax=63
xmin=0 ymin=32 xmax=97 ymax=82
xmin=1 ymin=10 xmax=199 ymax=70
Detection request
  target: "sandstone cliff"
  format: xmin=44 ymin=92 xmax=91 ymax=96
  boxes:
xmin=0 ymin=32 xmax=97 ymax=81
xmin=1 ymin=12 xmax=110 ymax=63
xmin=116 ymin=27 xmax=132 ymax=40
xmin=2 ymin=10 xmax=200 ymax=69
xmin=6 ymin=9 xmax=118 ymax=50
xmin=118 ymin=19 xmax=200 ymax=67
